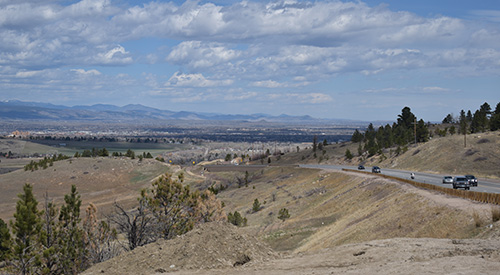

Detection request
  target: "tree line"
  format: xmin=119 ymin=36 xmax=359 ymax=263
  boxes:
xmin=350 ymin=107 xmax=429 ymax=157
xmin=442 ymin=101 xmax=500 ymax=134
xmin=24 ymin=154 xmax=69 ymax=171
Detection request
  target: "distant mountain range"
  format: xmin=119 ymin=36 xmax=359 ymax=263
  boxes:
xmin=0 ymin=100 xmax=365 ymax=125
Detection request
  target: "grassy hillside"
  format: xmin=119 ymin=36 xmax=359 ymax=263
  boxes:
xmin=377 ymin=131 xmax=500 ymax=178
xmin=0 ymin=138 xmax=189 ymax=157
xmin=274 ymin=130 xmax=500 ymax=179
xmin=0 ymin=157 xmax=170 ymax=221
xmin=204 ymin=166 xmax=494 ymax=253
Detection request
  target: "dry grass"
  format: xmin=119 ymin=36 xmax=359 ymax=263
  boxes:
xmin=213 ymin=166 xmax=485 ymax=253
xmin=0 ymin=157 xmax=171 ymax=221
xmin=275 ymin=130 xmax=500 ymax=179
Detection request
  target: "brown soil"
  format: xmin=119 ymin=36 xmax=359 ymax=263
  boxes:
xmin=82 ymin=222 xmax=278 ymax=275
xmin=83 ymin=222 xmax=500 ymax=275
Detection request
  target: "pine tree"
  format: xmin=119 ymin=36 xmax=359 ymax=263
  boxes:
xmin=252 ymin=199 xmax=261 ymax=213
xmin=58 ymin=185 xmax=85 ymax=274
xmin=0 ymin=218 xmax=12 ymax=261
xmin=278 ymin=208 xmax=291 ymax=221
xmin=11 ymin=183 xmax=42 ymax=275
xmin=39 ymin=193 xmax=59 ymax=274
xmin=490 ymin=102 xmax=500 ymax=131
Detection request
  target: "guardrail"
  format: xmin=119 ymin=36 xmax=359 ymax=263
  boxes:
xmin=342 ymin=169 xmax=500 ymax=205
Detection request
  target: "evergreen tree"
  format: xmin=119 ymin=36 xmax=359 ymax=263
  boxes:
xmin=466 ymin=110 xmax=473 ymax=122
xmin=58 ymin=185 xmax=85 ymax=274
xmin=490 ymin=102 xmax=500 ymax=131
xmin=397 ymin=106 xmax=416 ymax=129
xmin=416 ymin=119 xmax=429 ymax=142
xmin=11 ymin=183 xmax=42 ymax=275
xmin=442 ymin=113 xmax=454 ymax=124
xmin=39 ymin=193 xmax=59 ymax=274
xmin=345 ymin=149 xmax=353 ymax=160
xmin=350 ymin=129 xmax=363 ymax=143
xmin=146 ymin=174 xmax=198 ymax=240
xmin=252 ymin=199 xmax=261 ymax=213
xmin=278 ymin=208 xmax=291 ymax=221
xmin=459 ymin=110 xmax=468 ymax=134
xmin=0 ymin=218 xmax=11 ymax=261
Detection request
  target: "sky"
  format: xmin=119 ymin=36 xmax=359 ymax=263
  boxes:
xmin=1 ymin=0 xmax=499 ymax=121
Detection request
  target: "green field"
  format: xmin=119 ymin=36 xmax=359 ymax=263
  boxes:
xmin=1 ymin=138 xmax=189 ymax=157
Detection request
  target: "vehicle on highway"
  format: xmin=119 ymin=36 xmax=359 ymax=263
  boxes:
xmin=442 ymin=176 xmax=453 ymax=184
xmin=410 ymin=172 xmax=415 ymax=179
xmin=358 ymin=165 xmax=365 ymax=170
xmin=465 ymin=175 xmax=478 ymax=187
xmin=453 ymin=176 xmax=470 ymax=190
xmin=372 ymin=166 xmax=381 ymax=173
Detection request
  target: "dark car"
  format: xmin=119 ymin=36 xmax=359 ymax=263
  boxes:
xmin=464 ymin=175 xmax=478 ymax=187
xmin=358 ymin=165 xmax=365 ymax=170
xmin=372 ymin=166 xmax=381 ymax=173
xmin=453 ymin=176 xmax=470 ymax=190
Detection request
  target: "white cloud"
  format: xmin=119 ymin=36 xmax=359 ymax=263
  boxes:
xmin=15 ymin=70 xmax=41 ymax=78
xmin=251 ymin=80 xmax=284 ymax=88
xmin=166 ymin=72 xmax=233 ymax=87
xmin=94 ymin=45 xmax=133 ymax=65
xmin=167 ymin=41 xmax=241 ymax=69
xmin=276 ymin=92 xmax=333 ymax=104
xmin=71 ymin=68 xmax=101 ymax=75
xmin=1 ymin=0 xmax=499 ymax=119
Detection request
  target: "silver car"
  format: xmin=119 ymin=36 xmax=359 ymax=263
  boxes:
xmin=442 ymin=176 xmax=453 ymax=184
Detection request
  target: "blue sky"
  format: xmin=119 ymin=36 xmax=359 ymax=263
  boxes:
xmin=1 ymin=0 xmax=499 ymax=121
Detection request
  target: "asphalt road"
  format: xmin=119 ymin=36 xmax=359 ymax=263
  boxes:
xmin=300 ymin=164 xmax=500 ymax=194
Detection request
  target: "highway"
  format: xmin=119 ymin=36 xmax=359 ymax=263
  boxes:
xmin=300 ymin=164 xmax=500 ymax=194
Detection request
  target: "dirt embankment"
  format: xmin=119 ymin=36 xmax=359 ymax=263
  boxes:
xmin=83 ymin=222 xmax=278 ymax=275
xmin=84 ymin=169 xmax=500 ymax=274
xmin=83 ymin=222 xmax=500 ymax=275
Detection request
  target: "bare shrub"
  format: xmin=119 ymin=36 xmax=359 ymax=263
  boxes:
xmin=412 ymin=149 xmax=420 ymax=156
xmin=472 ymin=211 xmax=482 ymax=228
xmin=492 ymin=207 xmax=500 ymax=223
xmin=474 ymin=157 xmax=487 ymax=162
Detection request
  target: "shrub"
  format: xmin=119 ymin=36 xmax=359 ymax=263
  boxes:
xmin=277 ymin=208 xmax=290 ymax=221
xmin=227 ymin=211 xmax=247 ymax=227
xmin=252 ymin=199 xmax=261 ymax=213
xmin=345 ymin=149 xmax=353 ymax=160
xmin=472 ymin=211 xmax=482 ymax=228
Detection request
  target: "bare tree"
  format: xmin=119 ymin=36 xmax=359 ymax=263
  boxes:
xmin=110 ymin=194 xmax=153 ymax=251
xmin=82 ymin=203 xmax=119 ymax=264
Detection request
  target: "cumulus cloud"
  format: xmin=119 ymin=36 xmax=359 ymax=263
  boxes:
xmin=1 ymin=0 xmax=499 ymax=118
xmin=93 ymin=45 xmax=133 ymax=65
xmin=1 ymin=0 xmax=498 ymax=73
xmin=167 ymin=41 xmax=241 ymax=69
